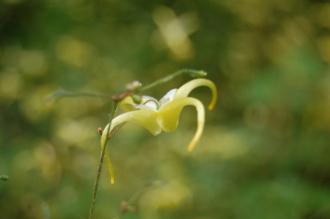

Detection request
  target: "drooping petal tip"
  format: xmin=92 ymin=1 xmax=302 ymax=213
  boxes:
xmin=204 ymin=80 xmax=217 ymax=111
xmin=100 ymin=124 xmax=116 ymax=184
xmin=175 ymin=78 xmax=218 ymax=111
xmin=186 ymin=98 xmax=205 ymax=152
xmin=159 ymin=97 xmax=205 ymax=151
xmin=105 ymin=151 xmax=115 ymax=184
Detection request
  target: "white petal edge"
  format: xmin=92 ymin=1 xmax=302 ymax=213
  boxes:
xmin=159 ymin=88 xmax=178 ymax=106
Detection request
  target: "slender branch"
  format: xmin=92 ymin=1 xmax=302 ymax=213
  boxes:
xmin=89 ymin=102 xmax=118 ymax=219
xmin=139 ymin=69 xmax=207 ymax=92
xmin=48 ymin=69 xmax=206 ymax=103
xmin=47 ymin=89 xmax=110 ymax=102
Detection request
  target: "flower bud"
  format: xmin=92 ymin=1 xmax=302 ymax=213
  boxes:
xmin=126 ymin=80 xmax=142 ymax=91
xmin=189 ymin=70 xmax=207 ymax=78
xmin=132 ymin=95 xmax=142 ymax=104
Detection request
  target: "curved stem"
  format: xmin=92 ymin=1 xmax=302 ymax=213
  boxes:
xmin=140 ymin=69 xmax=207 ymax=92
xmin=89 ymin=102 xmax=118 ymax=219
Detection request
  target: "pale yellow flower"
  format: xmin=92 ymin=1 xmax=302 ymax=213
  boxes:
xmin=101 ymin=78 xmax=217 ymax=184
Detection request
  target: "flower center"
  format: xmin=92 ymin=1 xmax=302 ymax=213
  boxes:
xmin=143 ymin=99 xmax=160 ymax=110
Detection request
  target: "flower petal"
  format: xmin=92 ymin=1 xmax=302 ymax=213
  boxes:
xmin=119 ymin=96 xmax=160 ymax=112
xmin=175 ymin=79 xmax=217 ymax=110
xmin=100 ymin=124 xmax=116 ymax=184
xmin=101 ymin=109 xmax=161 ymax=184
xmin=118 ymin=96 xmax=137 ymax=112
xmin=158 ymin=97 xmax=205 ymax=151
xmin=105 ymin=149 xmax=115 ymax=184
xmin=116 ymin=109 xmax=161 ymax=135
xmin=159 ymin=88 xmax=178 ymax=106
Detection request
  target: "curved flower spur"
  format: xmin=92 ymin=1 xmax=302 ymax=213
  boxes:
xmin=101 ymin=78 xmax=217 ymax=184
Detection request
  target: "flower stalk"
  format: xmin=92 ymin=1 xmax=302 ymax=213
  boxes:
xmin=89 ymin=102 xmax=118 ymax=219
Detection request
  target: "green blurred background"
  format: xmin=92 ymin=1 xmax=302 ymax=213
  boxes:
xmin=1 ymin=0 xmax=330 ymax=218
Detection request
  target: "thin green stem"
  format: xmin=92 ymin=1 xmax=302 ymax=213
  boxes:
xmin=48 ymin=89 xmax=110 ymax=102
xmin=140 ymin=69 xmax=207 ymax=92
xmin=89 ymin=102 xmax=118 ymax=219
